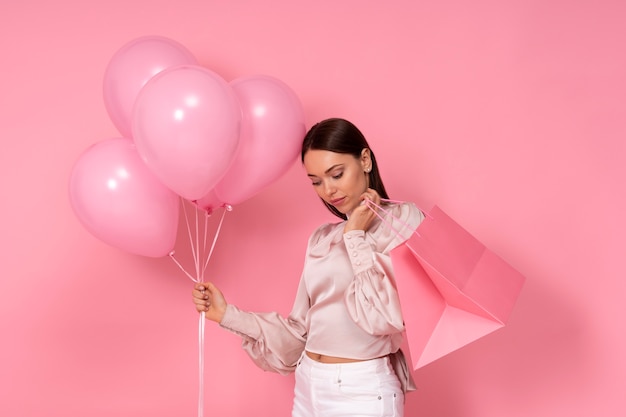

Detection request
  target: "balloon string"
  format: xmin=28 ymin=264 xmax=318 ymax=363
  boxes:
xmin=191 ymin=203 xmax=204 ymax=417
xmin=169 ymin=251 xmax=197 ymax=282
xmin=202 ymin=205 xmax=231 ymax=276
xmin=169 ymin=201 xmax=232 ymax=417
xmin=194 ymin=206 xmax=201 ymax=280
xmin=198 ymin=311 xmax=206 ymax=417
xmin=181 ymin=198 xmax=201 ymax=278
xmin=202 ymin=211 xmax=210 ymax=281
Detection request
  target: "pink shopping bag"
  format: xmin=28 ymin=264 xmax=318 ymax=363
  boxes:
xmin=389 ymin=205 xmax=525 ymax=370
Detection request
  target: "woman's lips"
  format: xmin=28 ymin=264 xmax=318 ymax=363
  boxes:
xmin=330 ymin=197 xmax=346 ymax=206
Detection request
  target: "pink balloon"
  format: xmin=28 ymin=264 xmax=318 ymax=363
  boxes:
xmin=214 ymin=75 xmax=305 ymax=205
xmin=103 ymin=36 xmax=198 ymax=138
xmin=193 ymin=189 xmax=225 ymax=214
xmin=132 ymin=65 xmax=241 ymax=201
xmin=69 ymin=138 xmax=180 ymax=257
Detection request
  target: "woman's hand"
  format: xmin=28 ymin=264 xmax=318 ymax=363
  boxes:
xmin=344 ymin=188 xmax=381 ymax=233
xmin=192 ymin=282 xmax=227 ymax=323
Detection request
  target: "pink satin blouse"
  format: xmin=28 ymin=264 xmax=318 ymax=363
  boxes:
xmin=219 ymin=202 xmax=423 ymax=377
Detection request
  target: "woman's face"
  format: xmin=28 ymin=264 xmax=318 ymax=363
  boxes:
xmin=303 ymin=149 xmax=371 ymax=215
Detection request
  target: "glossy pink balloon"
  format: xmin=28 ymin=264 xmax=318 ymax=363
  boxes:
xmin=132 ymin=65 xmax=241 ymax=201
xmin=103 ymin=36 xmax=198 ymax=138
xmin=214 ymin=75 xmax=305 ymax=205
xmin=69 ymin=138 xmax=180 ymax=257
xmin=193 ymin=189 xmax=225 ymax=214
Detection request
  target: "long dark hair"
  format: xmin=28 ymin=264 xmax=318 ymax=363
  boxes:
xmin=301 ymin=118 xmax=389 ymax=220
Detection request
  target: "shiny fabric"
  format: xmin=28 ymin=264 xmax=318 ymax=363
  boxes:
xmin=292 ymin=354 xmax=404 ymax=417
xmin=219 ymin=202 xmax=423 ymax=388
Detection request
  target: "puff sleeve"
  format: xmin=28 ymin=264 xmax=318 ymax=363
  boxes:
xmin=218 ymin=271 xmax=309 ymax=375
xmin=343 ymin=202 xmax=424 ymax=335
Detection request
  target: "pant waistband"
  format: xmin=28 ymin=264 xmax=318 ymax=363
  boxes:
xmin=299 ymin=353 xmax=393 ymax=375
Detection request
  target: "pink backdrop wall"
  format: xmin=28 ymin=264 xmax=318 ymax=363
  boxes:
xmin=2 ymin=1 xmax=625 ymax=416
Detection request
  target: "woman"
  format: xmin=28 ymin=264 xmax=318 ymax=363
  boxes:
xmin=192 ymin=118 xmax=423 ymax=416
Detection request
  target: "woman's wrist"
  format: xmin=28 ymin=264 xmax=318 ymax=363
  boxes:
xmin=212 ymin=304 xmax=227 ymax=323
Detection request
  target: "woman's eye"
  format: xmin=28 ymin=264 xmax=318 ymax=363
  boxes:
xmin=332 ymin=172 xmax=343 ymax=180
xmin=311 ymin=181 xmax=321 ymax=186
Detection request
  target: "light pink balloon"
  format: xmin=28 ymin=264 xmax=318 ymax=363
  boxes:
xmin=69 ymin=138 xmax=180 ymax=257
xmin=214 ymin=75 xmax=305 ymax=205
xmin=103 ymin=36 xmax=198 ymax=138
xmin=193 ymin=189 xmax=225 ymax=214
xmin=132 ymin=65 xmax=241 ymax=201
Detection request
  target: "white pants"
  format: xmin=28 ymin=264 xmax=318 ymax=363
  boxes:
xmin=292 ymin=354 xmax=404 ymax=417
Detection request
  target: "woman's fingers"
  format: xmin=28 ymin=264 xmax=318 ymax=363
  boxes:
xmin=191 ymin=282 xmax=227 ymax=323
xmin=192 ymin=284 xmax=211 ymax=313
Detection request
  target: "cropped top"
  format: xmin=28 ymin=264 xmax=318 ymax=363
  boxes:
xmin=219 ymin=202 xmax=423 ymax=385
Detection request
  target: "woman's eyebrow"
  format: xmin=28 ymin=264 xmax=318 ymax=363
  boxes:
xmin=307 ymin=164 xmax=344 ymax=178
xmin=324 ymin=164 xmax=343 ymax=173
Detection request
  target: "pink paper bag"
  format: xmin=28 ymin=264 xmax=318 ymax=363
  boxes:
xmin=390 ymin=205 xmax=525 ymax=370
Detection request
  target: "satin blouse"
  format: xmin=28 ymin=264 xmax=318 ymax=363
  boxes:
xmin=219 ymin=202 xmax=423 ymax=377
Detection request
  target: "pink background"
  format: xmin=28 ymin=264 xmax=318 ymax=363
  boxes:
xmin=1 ymin=1 xmax=625 ymax=416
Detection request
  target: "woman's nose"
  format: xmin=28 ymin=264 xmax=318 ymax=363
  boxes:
xmin=323 ymin=181 xmax=336 ymax=196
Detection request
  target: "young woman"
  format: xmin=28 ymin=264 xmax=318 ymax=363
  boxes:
xmin=192 ymin=118 xmax=424 ymax=417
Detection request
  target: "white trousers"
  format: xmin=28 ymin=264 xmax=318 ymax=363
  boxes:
xmin=292 ymin=354 xmax=404 ymax=417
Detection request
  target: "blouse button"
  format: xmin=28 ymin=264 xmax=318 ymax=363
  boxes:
xmin=352 ymin=252 xmax=358 ymax=257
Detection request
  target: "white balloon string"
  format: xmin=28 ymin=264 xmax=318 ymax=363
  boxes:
xmin=201 ymin=210 xmax=210 ymax=282
xmin=201 ymin=206 xmax=229 ymax=276
xmin=198 ymin=311 xmax=206 ymax=417
xmin=169 ymin=251 xmax=198 ymax=283
xmin=169 ymin=200 xmax=232 ymax=417
xmin=196 ymin=205 xmax=206 ymax=417
xmin=194 ymin=206 xmax=201 ymax=280
xmin=169 ymin=198 xmax=232 ymax=417
xmin=182 ymin=198 xmax=200 ymax=275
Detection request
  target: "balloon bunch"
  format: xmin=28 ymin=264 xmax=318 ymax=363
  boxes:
xmin=69 ymin=35 xmax=305 ymax=417
xmin=69 ymin=35 xmax=306 ymax=259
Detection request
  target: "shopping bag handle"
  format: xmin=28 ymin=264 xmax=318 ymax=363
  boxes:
xmin=380 ymin=198 xmax=433 ymax=220
xmin=365 ymin=198 xmax=429 ymax=240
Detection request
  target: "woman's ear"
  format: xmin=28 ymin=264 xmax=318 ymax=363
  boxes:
xmin=361 ymin=148 xmax=372 ymax=172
